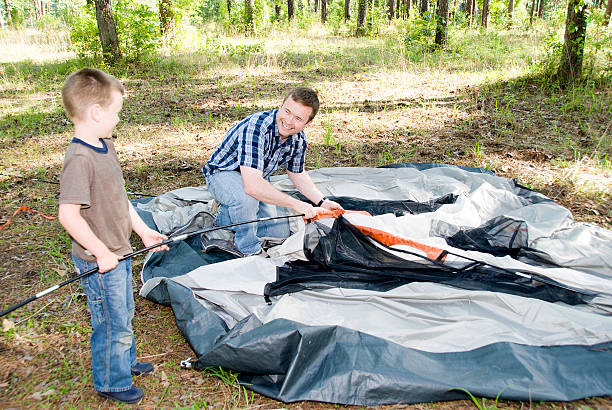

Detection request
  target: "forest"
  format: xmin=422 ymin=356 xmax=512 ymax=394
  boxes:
xmin=0 ymin=0 xmax=611 ymax=407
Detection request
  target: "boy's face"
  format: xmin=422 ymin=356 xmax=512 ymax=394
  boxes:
xmin=277 ymin=97 xmax=313 ymax=139
xmin=96 ymin=90 xmax=123 ymax=137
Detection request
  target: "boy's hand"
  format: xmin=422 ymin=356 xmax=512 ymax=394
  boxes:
xmin=140 ymin=229 xmax=169 ymax=253
xmin=97 ymin=251 xmax=120 ymax=273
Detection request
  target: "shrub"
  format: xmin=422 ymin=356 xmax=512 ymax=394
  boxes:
xmin=69 ymin=0 xmax=161 ymax=61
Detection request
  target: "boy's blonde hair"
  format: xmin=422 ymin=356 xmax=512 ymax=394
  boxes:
xmin=62 ymin=68 xmax=125 ymax=121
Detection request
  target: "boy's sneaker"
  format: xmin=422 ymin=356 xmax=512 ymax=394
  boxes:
xmin=131 ymin=361 xmax=154 ymax=376
xmin=97 ymin=386 xmax=144 ymax=404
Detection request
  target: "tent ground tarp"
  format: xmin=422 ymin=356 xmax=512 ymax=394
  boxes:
xmin=135 ymin=163 xmax=612 ymax=406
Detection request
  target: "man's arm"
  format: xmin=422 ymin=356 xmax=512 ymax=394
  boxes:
xmin=128 ymin=202 xmax=169 ymax=252
xmin=58 ymin=203 xmax=119 ymax=273
xmin=288 ymin=171 xmax=343 ymax=210
xmin=240 ymin=166 xmax=318 ymax=219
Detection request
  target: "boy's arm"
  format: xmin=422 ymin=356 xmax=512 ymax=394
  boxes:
xmin=128 ymin=202 xmax=169 ymax=252
xmin=58 ymin=203 xmax=119 ymax=273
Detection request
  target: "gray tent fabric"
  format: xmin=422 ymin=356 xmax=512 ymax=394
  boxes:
xmin=136 ymin=163 xmax=612 ymax=405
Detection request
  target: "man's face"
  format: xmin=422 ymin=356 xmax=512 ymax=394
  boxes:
xmin=277 ymin=97 xmax=313 ymax=139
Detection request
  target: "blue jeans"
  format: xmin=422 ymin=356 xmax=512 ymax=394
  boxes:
xmin=206 ymin=170 xmax=290 ymax=255
xmin=73 ymin=255 xmax=136 ymax=392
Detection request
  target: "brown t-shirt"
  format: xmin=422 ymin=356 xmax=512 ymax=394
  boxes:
xmin=59 ymin=137 xmax=132 ymax=262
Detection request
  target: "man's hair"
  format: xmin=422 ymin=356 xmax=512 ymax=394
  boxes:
xmin=283 ymin=87 xmax=319 ymax=122
xmin=62 ymin=68 xmax=125 ymax=121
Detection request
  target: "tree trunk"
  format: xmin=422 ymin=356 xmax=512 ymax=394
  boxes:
xmin=419 ymin=0 xmax=427 ymax=14
xmin=275 ymin=3 xmax=281 ymax=19
xmin=314 ymin=0 xmax=318 ymax=12
xmin=245 ymin=0 xmax=254 ymax=31
xmin=434 ymin=0 xmax=449 ymax=47
xmin=321 ymin=0 xmax=327 ymax=22
xmin=159 ymin=0 xmax=174 ymax=35
xmin=537 ymin=0 xmax=545 ymax=18
xmin=345 ymin=0 xmax=350 ymax=21
xmin=466 ymin=0 xmax=472 ymax=26
xmin=4 ymin=0 xmax=11 ymax=25
xmin=557 ymin=0 xmax=588 ymax=84
xmin=507 ymin=0 xmax=513 ymax=25
xmin=605 ymin=0 xmax=612 ymax=26
xmin=529 ymin=0 xmax=537 ymax=24
xmin=388 ymin=0 xmax=394 ymax=19
xmin=227 ymin=0 xmax=232 ymax=14
xmin=94 ymin=0 xmax=121 ymax=64
xmin=481 ymin=0 xmax=489 ymax=27
xmin=288 ymin=0 xmax=295 ymax=19
xmin=356 ymin=0 xmax=366 ymax=35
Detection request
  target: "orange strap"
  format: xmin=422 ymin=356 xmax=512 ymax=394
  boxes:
xmin=305 ymin=209 xmax=372 ymax=223
xmin=305 ymin=208 xmax=447 ymax=262
xmin=353 ymin=224 xmax=448 ymax=261
xmin=0 ymin=206 xmax=57 ymax=232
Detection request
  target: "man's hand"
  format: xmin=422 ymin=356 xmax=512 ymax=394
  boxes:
xmin=139 ymin=228 xmax=169 ymax=252
xmin=96 ymin=251 xmax=120 ymax=273
xmin=320 ymin=198 xmax=343 ymax=211
xmin=293 ymin=201 xmax=318 ymax=219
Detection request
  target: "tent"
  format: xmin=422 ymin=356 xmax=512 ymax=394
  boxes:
xmin=134 ymin=163 xmax=612 ymax=406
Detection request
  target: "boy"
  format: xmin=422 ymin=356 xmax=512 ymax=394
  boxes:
xmin=58 ymin=68 xmax=168 ymax=404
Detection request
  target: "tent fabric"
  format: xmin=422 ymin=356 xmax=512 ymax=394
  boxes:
xmin=135 ymin=163 xmax=612 ymax=405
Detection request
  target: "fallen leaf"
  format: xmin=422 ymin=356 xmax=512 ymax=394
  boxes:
xmin=41 ymin=389 xmax=55 ymax=397
xmin=2 ymin=319 xmax=15 ymax=332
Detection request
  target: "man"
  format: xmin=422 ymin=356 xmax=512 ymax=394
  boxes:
xmin=202 ymin=87 xmax=343 ymax=256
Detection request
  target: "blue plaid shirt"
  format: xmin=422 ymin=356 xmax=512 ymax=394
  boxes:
xmin=202 ymin=109 xmax=307 ymax=179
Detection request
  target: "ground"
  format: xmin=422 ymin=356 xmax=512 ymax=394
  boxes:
xmin=0 ymin=25 xmax=611 ymax=408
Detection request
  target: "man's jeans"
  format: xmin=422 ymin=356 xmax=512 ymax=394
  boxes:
xmin=73 ymin=255 xmax=136 ymax=392
xmin=206 ymin=170 xmax=290 ymax=255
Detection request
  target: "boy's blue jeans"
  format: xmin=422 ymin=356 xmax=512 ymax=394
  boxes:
xmin=206 ymin=170 xmax=291 ymax=255
xmin=73 ymin=255 xmax=136 ymax=392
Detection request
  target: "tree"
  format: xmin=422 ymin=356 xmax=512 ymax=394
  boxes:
xmin=227 ymin=0 xmax=232 ymax=14
xmin=537 ymin=0 xmax=545 ymax=17
xmin=245 ymin=0 xmax=254 ymax=31
xmin=356 ymin=0 xmax=366 ymax=35
xmin=345 ymin=0 xmax=350 ymax=21
xmin=321 ymin=0 xmax=327 ymax=22
xmin=557 ymin=0 xmax=588 ymax=84
xmin=94 ymin=0 xmax=121 ymax=63
xmin=159 ymin=0 xmax=174 ymax=35
xmin=508 ymin=0 xmax=514 ymax=26
xmin=434 ymin=0 xmax=449 ymax=46
xmin=466 ymin=0 xmax=473 ymax=26
xmin=481 ymin=0 xmax=489 ymax=26
xmin=604 ymin=0 xmax=611 ymax=25
xmin=288 ymin=0 xmax=294 ymax=19
xmin=388 ymin=0 xmax=394 ymax=18
xmin=4 ymin=0 xmax=11 ymax=25
xmin=529 ymin=0 xmax=537 ymax=24
xmin=419 ymin=0 xmax=427 ymax=14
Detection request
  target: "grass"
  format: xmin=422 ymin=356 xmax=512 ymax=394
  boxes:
xmin=0 ymin=14 xmax=611 ymax=409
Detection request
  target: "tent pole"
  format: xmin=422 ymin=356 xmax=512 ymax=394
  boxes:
xmin=1 ymin=214 xmax=305 ymax=318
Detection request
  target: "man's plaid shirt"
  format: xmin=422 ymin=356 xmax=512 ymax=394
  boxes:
xmin=202 ymin=109 xmax=307 ymax=179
